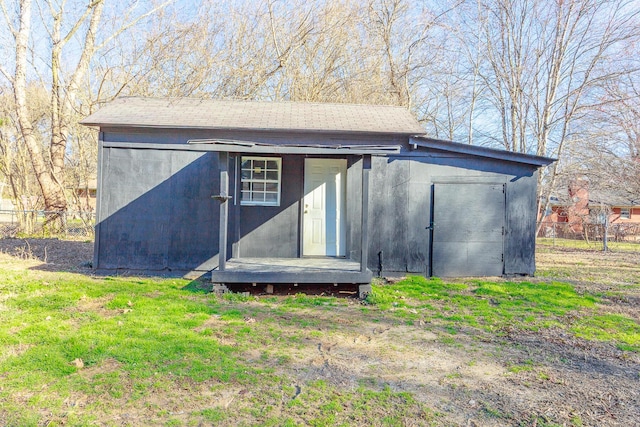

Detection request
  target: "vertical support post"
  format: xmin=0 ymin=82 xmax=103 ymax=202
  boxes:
xmin=231 ymin=155 xmax=241 ymax=258
xmin=360 ymin=155 xmax=371 ymax=273
xmin=218 ymin=152 xmax=229 ymax=271
xmin=93 ymin=131 xmax=104 ymax=270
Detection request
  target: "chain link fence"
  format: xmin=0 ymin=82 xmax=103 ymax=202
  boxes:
xmin=0 ymin=210 xmax=95 ymax=240
xmin=537 ymin=221 xmax=640 ymax=251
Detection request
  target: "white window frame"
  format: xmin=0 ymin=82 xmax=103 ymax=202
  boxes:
xmin=620 ymin=207 xmax=631 ymax=219
xmin=240 ymin=156 xmax=281 ymax=206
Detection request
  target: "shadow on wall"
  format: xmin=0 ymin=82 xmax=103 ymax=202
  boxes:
xmin=232 ymin=154 xmax=304 ymax=258
xmin=96 ymin=148 xmax=220 ymax=273
xmin=96 ymin=147 xmax=540 ymax=277
xmin=97 ymin=151 xmax=309 ymax=274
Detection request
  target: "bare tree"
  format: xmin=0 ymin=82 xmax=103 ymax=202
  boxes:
xmin=596 ymin=74 xmax=640 ymax=160
xmin=0 ymin=0 xmax=171 ymax=227
xmin=1 ymin=0 xmax=635 ymax=238
xmin=451 ymin=0 xmax=639 ymax=234
xmin=0 ymin=86 xmax=49 ymax=232
xmin=112 ymin=0 xmax=450 ymax=110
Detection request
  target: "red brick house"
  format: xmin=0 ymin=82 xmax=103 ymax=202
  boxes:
xmin=539 ymin=180 xmax=640 ymax=240
xmin=541 ymin=180 xmax=590 ymax=235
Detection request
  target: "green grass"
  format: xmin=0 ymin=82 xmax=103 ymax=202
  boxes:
xmin=366 ymin=276 xmax=599 ymax=332
xmin=0 ymin=261 xmax=638 ymax=425
xmin=0 ymin=272 xmax=256 ymax=424
xmin=507 ymin=359 xmax=534 ymax=373
xmin=366 ymin=276 xmax=638 ymax=351
xmin=537 ymin=237 xmax=640 ymax=252
xmin=0 ymin=269 xmax=435 ymax=426
xmin=572 ymin=314 xmax=640 ymax=352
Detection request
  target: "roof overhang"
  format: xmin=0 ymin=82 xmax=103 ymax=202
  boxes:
xmin=410 ymin=136 xmax=555 ymax=167
xmin=589 ymin=199 xmax=640 ymax=208
xmin=187 ymin=139 xmax=401 ymax=155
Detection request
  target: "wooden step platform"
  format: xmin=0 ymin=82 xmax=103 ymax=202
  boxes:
xmin=210 ymin=257 xmax=372 ymax=284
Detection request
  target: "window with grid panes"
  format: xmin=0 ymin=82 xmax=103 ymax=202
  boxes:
xmin=240 ymin=157 xmax=281 ymax=206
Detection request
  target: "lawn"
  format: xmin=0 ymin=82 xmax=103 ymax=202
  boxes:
xmin=537 ymin=236 xmax=640 ymax=252
xmin=0 ymin=240 xmax=638 ymax=426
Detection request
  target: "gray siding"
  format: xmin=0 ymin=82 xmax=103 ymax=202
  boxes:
xmin=368 ymin=156 xmax=411 ymax=273
xmin=346 ymin=157 xmax=363 ymax=262
xmin=504 ymin=170 xmax=538 ymax=275
xmin=95 ymin=130 xmax=540 ymax=277
xmin=235 ymin=155 xmax=303 ymax=258
xmin=366 ymin=152 xmax=539 ymax=276
xmin=432 ymin=183 xmax=505 ymax=276
xmin=96 ymin=146 xmax=219 ymax=272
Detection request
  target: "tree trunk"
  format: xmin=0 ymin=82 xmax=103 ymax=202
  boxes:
xmin=13 ymin=0 xmax=67 ymax=219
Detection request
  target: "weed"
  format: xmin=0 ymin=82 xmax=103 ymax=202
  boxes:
xmin=571 ymin=314 xmax=640 ymax=352
xmin=220 ymin=292 xmax=252 ymax=303
xmin=201 ymin=407 xmax=227 ymax=422
xmin=481 ymin=402 xmax=506 ymax=418
xmin=570 ymin=415 xmax=584 ymax=426
xmin=438 ymin=336 xmax=457 ymax=345
xmin=508 ymin=363 xmax=533 ymax=374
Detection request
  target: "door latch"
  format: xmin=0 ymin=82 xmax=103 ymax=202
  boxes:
xmin=211 ymin=193 xmax=232 ymax=202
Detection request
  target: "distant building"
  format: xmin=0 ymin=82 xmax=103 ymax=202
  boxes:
xmin=540 ymin=179 xmax=640 ymax=240
xmin=0 ymin=181 xmax=15 ymax=222
xmin=540 ymin=179 xmax=590 ymax=234
xmin=69 ymin=179 xmax=97 ymax=212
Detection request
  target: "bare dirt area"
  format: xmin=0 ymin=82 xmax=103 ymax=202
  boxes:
xmin=0 ymin=238 xmax=93 ymax=273
xmin=0 ymin=239 xmax=638 ymax=426
xmin=251 ymin=306 xmax=639 ymax=426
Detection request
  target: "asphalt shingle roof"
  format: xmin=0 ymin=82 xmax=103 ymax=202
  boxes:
xmin=80 ymin=97 xmax=425 ymax=135
xmin=589 ymin=189 xmax=639 ymax=207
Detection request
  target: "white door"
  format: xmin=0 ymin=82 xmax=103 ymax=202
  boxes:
xmin=303 ymin=159 xmax=347 ymax=256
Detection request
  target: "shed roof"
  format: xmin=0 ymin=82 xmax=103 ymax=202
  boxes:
xmin=80 ymin=97 xmax=425 ymax=135
xmin=410 ymin=137 xmax=555 ymax=167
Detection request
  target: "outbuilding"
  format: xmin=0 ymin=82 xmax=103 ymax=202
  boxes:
xmin=81 ymin=97 xmax=553 ymax=293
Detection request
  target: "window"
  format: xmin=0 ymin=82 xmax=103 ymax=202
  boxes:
xmin=240 ymin=157 xmax=281 ymax=206
xmin=620 ymin=208 xmax=631 ymax=219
